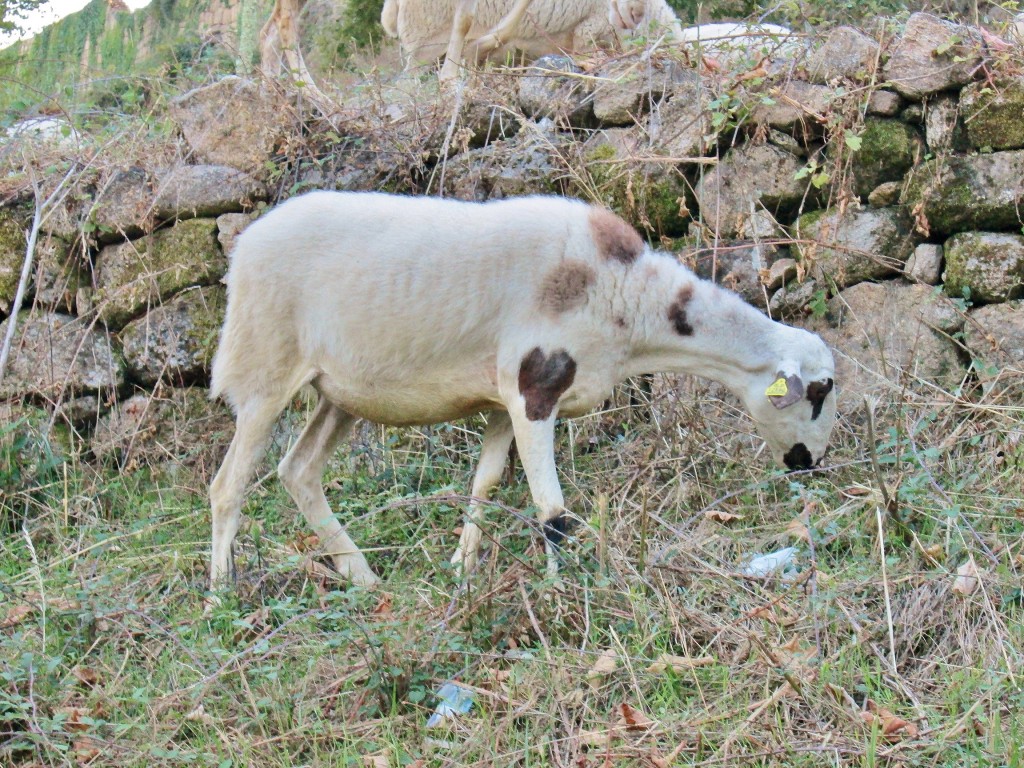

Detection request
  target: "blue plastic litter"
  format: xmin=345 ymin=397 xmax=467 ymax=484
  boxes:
xmin=426 ymin=682 xmax=475 ymax=727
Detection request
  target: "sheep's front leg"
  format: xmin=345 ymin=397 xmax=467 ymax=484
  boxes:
xmin=278 ymin=398 xmax=379 ymax=587
xmin=451 ymin=410 xmax=515 ymax=576
xmin=508 ymin=407 xmax=568 ymax=577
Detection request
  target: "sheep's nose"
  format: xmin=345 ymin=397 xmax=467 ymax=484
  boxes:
xmin=783 ymin=443 xmax=812 ymax=471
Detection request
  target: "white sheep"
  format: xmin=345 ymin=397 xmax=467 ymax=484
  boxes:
xmin=380 ymin=0 xmax=683 ymax=79
xmin=208 ymin=191 xmax=836 ymax=590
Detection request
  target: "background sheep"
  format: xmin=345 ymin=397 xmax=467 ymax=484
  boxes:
xmin=209 ymin=192 xmax=836 ymax=590
xmin=380 ymin=0 xmax=683 ymax=78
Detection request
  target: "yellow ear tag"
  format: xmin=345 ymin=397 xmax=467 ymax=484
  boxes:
xmin=765 ymin=377 xmax=789 ymax=397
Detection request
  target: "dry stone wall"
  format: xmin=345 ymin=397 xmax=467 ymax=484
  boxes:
xmin=1 ymin=12 xmax=1023 ymax=474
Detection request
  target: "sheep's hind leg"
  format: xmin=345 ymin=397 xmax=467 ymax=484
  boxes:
xmin=210 ymin=396 xmax=289 ymax=592
xmin=278 ymin=398 xmax=379 ymax=587
xmin=451 ymin=410 xmax=515 ymax=576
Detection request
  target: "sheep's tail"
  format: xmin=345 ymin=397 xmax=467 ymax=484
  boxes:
xmin=380 ymin=0 xmax=399 ymax=37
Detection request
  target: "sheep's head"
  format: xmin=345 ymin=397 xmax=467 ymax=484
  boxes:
xmin=740 ymin=334 xmax=837 ymax=471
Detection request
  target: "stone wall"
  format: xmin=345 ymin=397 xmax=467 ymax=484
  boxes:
xmin=1 ymin=13 xmax=1022 ymax=474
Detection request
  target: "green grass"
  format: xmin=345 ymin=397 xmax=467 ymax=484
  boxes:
xmin=2 ymin=378 xmax=1023 ymax=767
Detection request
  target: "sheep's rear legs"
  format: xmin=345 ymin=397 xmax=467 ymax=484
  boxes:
xmin=451 ymin=411 xmax=515 ymax=575
xmin=278 ymin=399 xmax=379 ymax=587
xmin=209 ymin=398 xmax=287 ymax=590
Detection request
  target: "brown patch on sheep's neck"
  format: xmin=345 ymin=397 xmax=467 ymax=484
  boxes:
xmin=518 ymin=347 xmax=577 ymax=421
xmin=539 ymin=260 xmax=596 ymax=314
xmin=589 ymin=208 xmax=644 ymax=265
xmin=667 ymin=284 xmax=695 ymax=336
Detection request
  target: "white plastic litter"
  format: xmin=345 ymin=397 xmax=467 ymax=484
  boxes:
xmin=426 ymin=682 xmax=475 ymax=727
xmin=742 ymin=547 xmax=799 ymax=578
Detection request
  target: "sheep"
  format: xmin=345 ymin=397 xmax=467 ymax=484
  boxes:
xmin=208 ymin=191 xmax=836 ymax=591
xmin=380 ymin=0 xmax=683 ymax=79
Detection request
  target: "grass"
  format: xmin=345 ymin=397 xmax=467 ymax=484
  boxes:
xmin=2 ymin=375 xmax=1022 ymax=767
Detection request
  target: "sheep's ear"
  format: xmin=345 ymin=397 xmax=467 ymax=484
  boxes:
xmin=766 ymin=371 xmax=804 ymax=409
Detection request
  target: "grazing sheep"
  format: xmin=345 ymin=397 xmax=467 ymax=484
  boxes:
xmin=209 ymin=191 xmax=836 ymax=590
xmin=380 ymin=0 xmax=683 ymax=79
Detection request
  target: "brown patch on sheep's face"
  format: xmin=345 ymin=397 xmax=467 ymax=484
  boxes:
xmin=539 ymin=261 xmax=596 ymax=314
xmin=589 ymin=209 xmax=644 ymax=265
xmin=806 ymin=378 xmax=834 ymax=421
xmin=518 ymin=347 xmax=577 ymax=421
xmin=667 ymin=284 xmax=695 ymax=336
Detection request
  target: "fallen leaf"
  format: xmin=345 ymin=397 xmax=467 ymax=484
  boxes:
xmin=587 ymin=649 xmax=617 ymax=687
xmin=617 ymin=701 xmax=654 ymax=731
xmin=646 ymin=653 xmax=715 ymax=674
xmin=362 ymin=754 xmax=389 ymax=768
xmin=863 ymin=700 xmax=919 ymax=741
xmin=71 ymin=667 xmax=101 ymax=688
xmin=705 ymin=509 xmax=742 ymax=524
xmin=1 ymin=604 xmax=34 ymax=628
xmin=372 ymin=594 xmax=393 ymax=616
xmin=953 ymin=558 xmax=982 ymax=596
xmin=840 ymin=486 xmax=871 ymax=498
xmin=292 ymin=533 xmax=321 ymax=552
xmin=57 ymin=706 xmax=90 ymax=733
xmin=72 ymin=736 xmax=102 ymax=765
xmin=785 ymin=517 xmax=810 ymax=541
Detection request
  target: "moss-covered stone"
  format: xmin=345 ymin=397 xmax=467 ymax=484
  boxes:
xmin=0 ymin=203 xmax=32 ymax=313
xmin=901 ymin=151 xmax=1024 ymax=236
xmin=849 ymin=118 xmax=921 ymax=199
xmin=0 ymin=312 xmax=125 ymax=402
xmin=120 ymin=284 xmax=227 ymax=386
xmin=93 ymin=218 xmax=225 ymax=329
xmin=959 ymin=77 xmax=1024 ymax=151
xmin=943 ymin=231 xmax=1024 ymax=304
xmin=695 ymin=142 xmax=807 ymax=239
xmin=793 ymin=206 xmax=917 ymax=289
xmin=579 ymin=129 xmax=691 ymax=238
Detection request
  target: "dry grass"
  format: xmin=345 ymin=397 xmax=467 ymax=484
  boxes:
xmin=2 ymin=371 xmax=1022 ymax=767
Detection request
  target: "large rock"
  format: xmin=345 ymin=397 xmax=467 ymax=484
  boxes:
xmin=120 ymin=284 xmax=227 ymax=386
xmin=848 ymin=118 xmax=921 ymax=199
xmin=87 ymin=166 xmax=157 ymax=243
xmin=592 ymin=57 xmax=690 ymax=126
xmin=518 ymin=55 xmax=593 ymax=127
xmin=807 ymin=26 xmax=881 ymax=84
xmin=437 ymin=131 xmax=568 ymax=201
xmin=690 ymin=241 xmax=782 ymax=310
xmin=579 ymin=128 xmax=691 ymax=237
xmin=963 ymin=301 xmax=1024 ymax=392
xmin=752 ymin=81 xmax=834 ymax=135
xmin=647 ymin=77 xmax=712 ymax=160
xmin=0 ymin=312 xmax=124 ymax=402
xmin=793 ymin=206 xmax=917 ymax=289
xmin=943 ymin=232 xmax=1024 ymax=304
xmin=694 ymin=143 xmax=807 ymax=238
xmin=152 ymin=165 xmax=268 ymax=222
xmin=93 ymin=218 xmax=225 ymax=329
xmin=959 ymin=77 xmax=1024 ymax=151
xmin=901 ymin=151 xmax=1024 ymax=236
xmin=824 ymin=282 xmax=964 ymax=405
xmin=171 ymin=77 xmax=291 ymax=174
xmin=31 ymin=236 xmax=85 ymax=314
xmin=0 ymin=203 xmax=30 ymax=313
xmin=883 ymin=13 xmax=984 ymax=99
xmin=91 ymin=387 xmax=233 ymax=479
